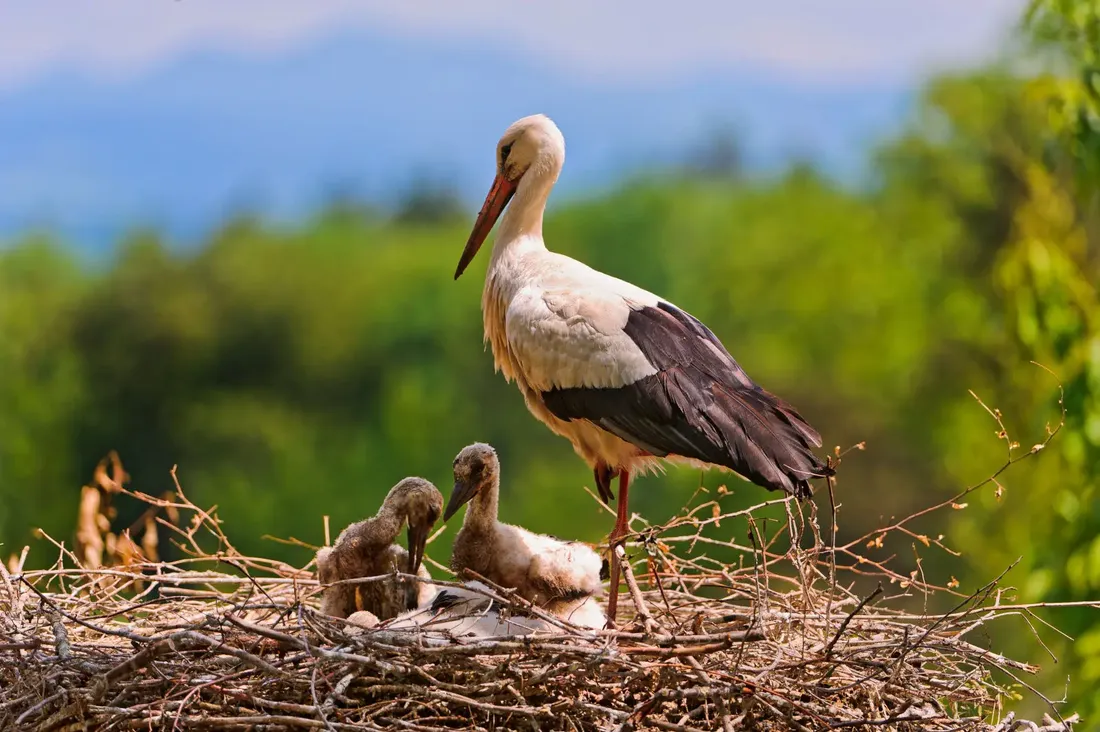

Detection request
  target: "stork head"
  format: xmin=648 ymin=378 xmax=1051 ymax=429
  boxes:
xmin=454 ymin=114 xmax=565 ymax=279
xmin=445 ymin=442 xmax=500 ymax=520
xmin=387 ymin=477 xmax=443 ymax=579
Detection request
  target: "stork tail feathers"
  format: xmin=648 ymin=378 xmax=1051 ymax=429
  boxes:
xmin=705 ymin=381 xmax=830 ymax=499
xmin=543 ymin=368 xmax=830 ymax=499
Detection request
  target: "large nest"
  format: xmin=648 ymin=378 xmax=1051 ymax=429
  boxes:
xmin=0 ymin=410 xmax=1086 ymax=731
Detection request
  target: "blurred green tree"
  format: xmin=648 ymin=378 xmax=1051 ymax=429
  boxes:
xmin=882 ymin=65 xmax=1099 ymax=713
xmin=394 ymin=180 xmax=467 ymax=225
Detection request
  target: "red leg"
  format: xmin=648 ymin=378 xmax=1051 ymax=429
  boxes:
xmin=605 ymin=469 xmax=631 ymax=627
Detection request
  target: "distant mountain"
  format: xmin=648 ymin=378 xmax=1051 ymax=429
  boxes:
xmin=0 ymin=27 xmax=913 ymax=254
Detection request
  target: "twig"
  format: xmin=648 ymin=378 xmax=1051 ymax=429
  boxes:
xmin=825 ymin=584 xmax=883 ymax=657
xmin=615 ymin=544 xmax=657 ymax=633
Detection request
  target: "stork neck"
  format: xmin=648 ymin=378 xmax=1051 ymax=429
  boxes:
xmin=370 ymin=500 xmax=405 ymax=544
xmin=492 ymin=169 xmax=554 ymax=259
xmin=464 ymin=474 xmax=500 ymax=531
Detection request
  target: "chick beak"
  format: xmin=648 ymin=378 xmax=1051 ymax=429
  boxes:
xmin=444 ymin=479 xmax=480 ymax=522
xmin=406 ymin=524 xmax=429 ymax=578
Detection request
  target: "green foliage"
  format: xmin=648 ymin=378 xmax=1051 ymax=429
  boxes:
xmin=3 ymin=165 xmax=963 ymax=557
xmin=1007 ymin=0 xmax=1100 ymax=714
xmin=866 ymin=58 xmax=1100 ymax=714
xmin=1026 ymin=0 xmax=1100 ymax=182
xmin=0 ymin=239 xmax=88 ymax=549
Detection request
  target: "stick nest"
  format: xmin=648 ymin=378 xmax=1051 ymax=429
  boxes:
xmin=0 ymin=443 xmax=1084 ymax=731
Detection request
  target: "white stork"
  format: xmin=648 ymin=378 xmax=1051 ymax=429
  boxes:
xmin=453 ymin=114 xmax=831 ymax=623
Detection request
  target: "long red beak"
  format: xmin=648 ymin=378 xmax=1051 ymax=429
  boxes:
xmin=455 ymin=173 xmax=517 ymax=280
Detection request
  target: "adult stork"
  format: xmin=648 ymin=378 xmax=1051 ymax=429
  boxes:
xmin=453 ymin=114 xmax=831 ymax=623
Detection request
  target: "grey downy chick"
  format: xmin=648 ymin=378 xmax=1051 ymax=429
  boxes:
xmin=317 ymin=477 xmax=443 ymax=620
xmin=446 ymin=443 xmax=605 ymax=623
xmin=346 ymin=580 xmax=606 ymax=636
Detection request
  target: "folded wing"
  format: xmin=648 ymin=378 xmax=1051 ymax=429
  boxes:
xmin=511 ymin=285 xmax=827 ymax=497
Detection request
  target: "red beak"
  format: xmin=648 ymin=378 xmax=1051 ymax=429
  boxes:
xmin=455 ymin=173 xmax=517 ymax=280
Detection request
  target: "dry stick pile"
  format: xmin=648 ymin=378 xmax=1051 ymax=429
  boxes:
xmin=0 ymin=390 xmax=1089 ymax=730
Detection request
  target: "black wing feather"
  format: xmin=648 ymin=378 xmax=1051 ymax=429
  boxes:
xmin=541 ymin=302 xmax=829 ymax=498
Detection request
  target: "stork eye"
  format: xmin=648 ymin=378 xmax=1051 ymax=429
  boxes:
xmin=500 ymin=143 xmax=513 ymax=163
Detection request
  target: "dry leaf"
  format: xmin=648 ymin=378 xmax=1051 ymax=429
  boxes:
xmin=142 ymin=516 xmax=159 ymax=562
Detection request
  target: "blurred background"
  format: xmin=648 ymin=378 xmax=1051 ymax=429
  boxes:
xmin=1 ymin=0 xmax=1098 ymax=715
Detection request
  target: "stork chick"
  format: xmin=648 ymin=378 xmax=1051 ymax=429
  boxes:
xmin=445 ymin=443 xmax=603 ymax=612
xmin=316 ymin=477 xmax=443 ymax=620
xmin=347 ymin=580 xmax=605 ymax=637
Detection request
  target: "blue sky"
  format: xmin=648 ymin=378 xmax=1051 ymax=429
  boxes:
xmin=0 ymin=0 xmax=1025 ymax=251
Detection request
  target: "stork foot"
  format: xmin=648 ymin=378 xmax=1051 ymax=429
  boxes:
xmin=593 ymin=464 xmax=617 ymax=506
